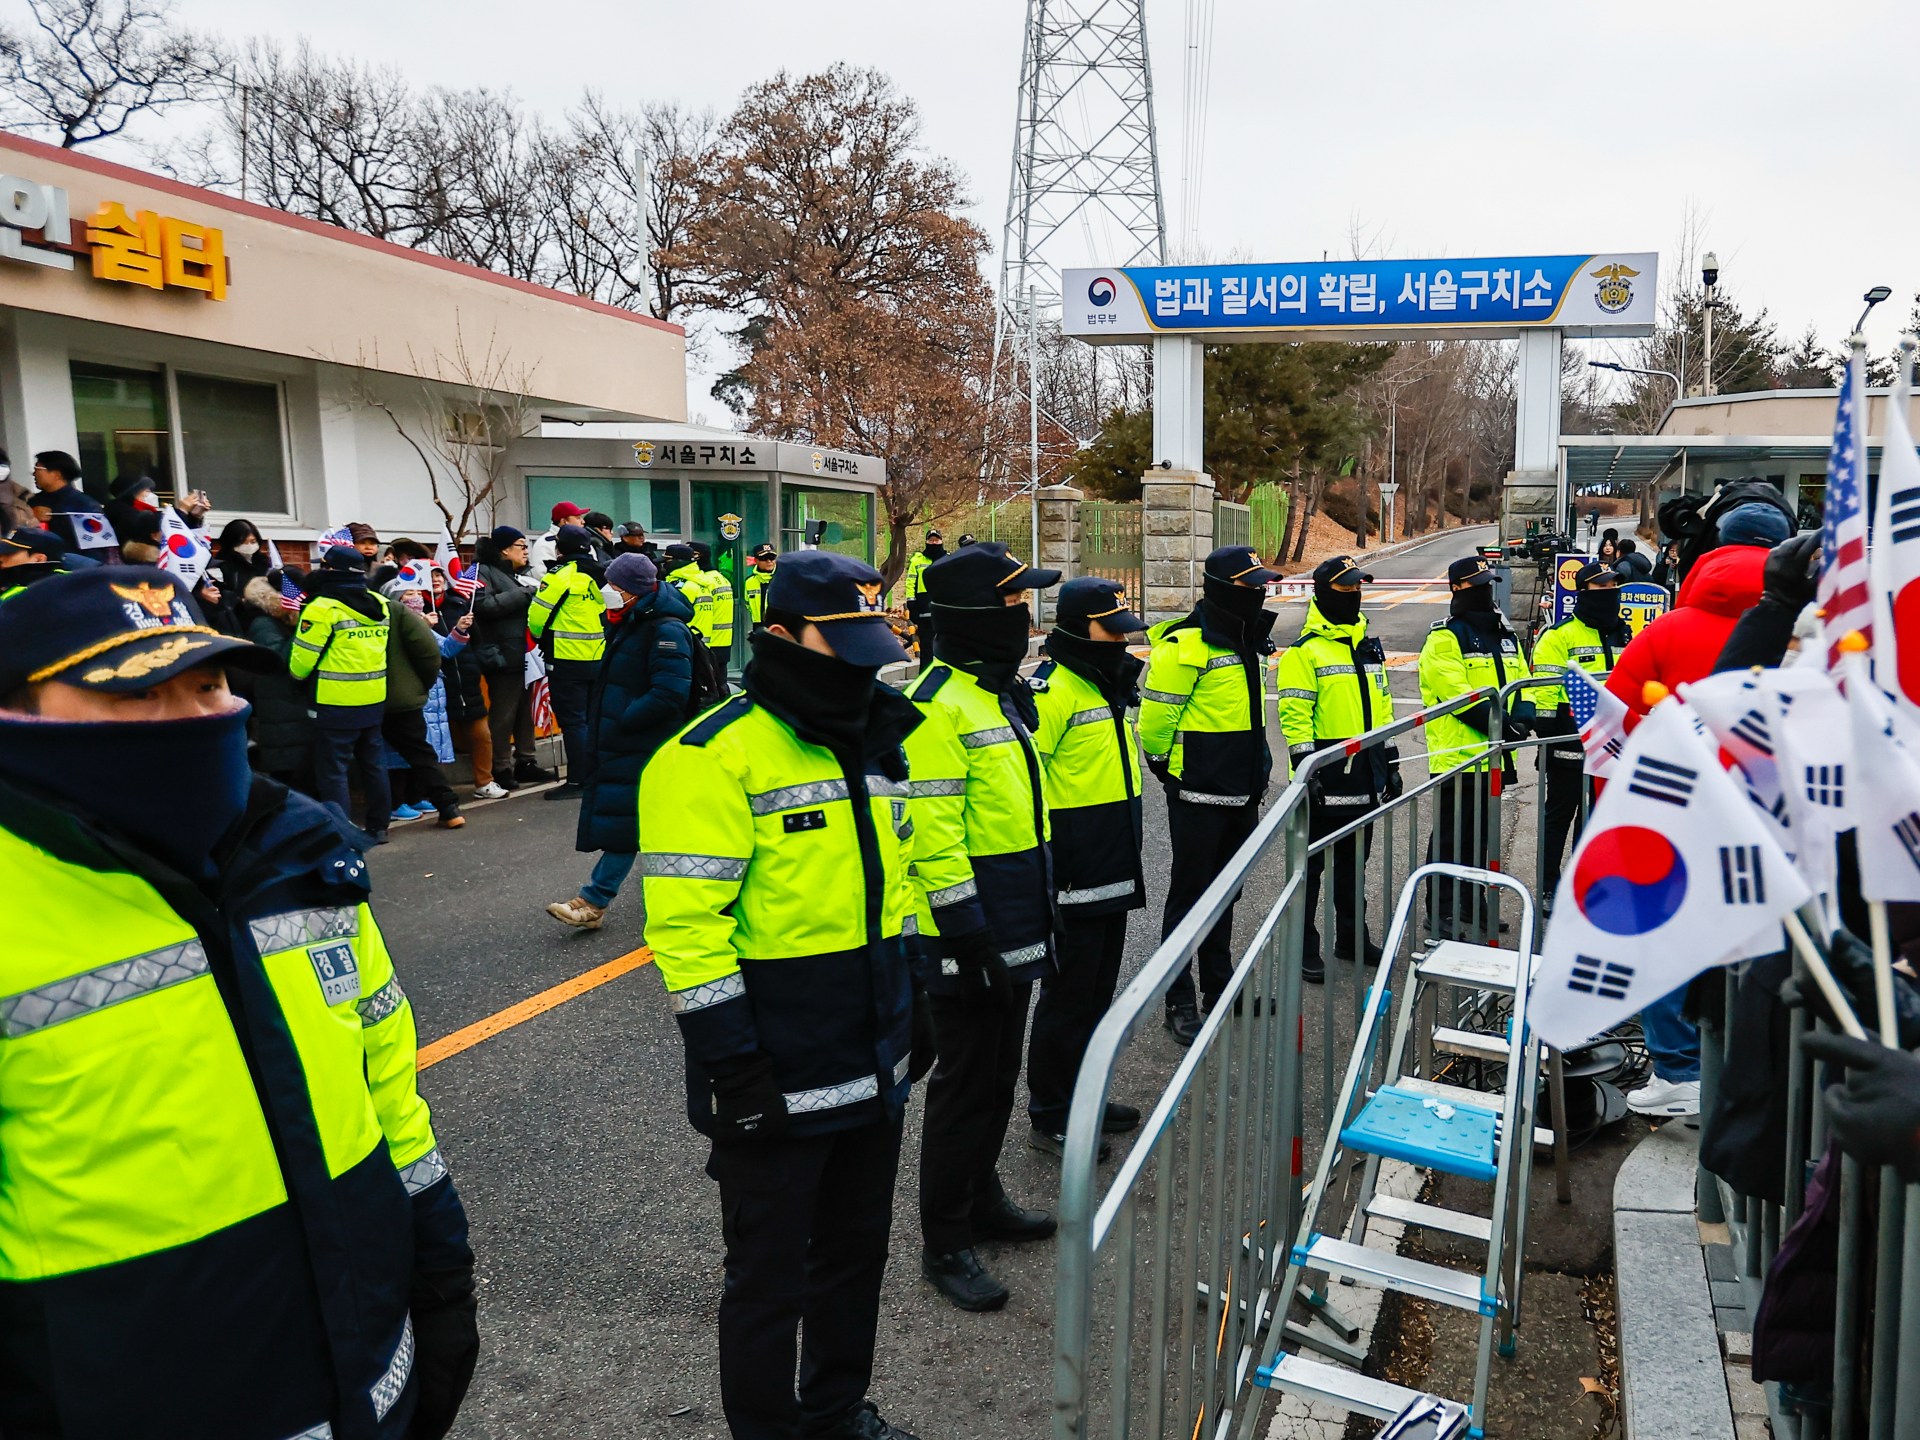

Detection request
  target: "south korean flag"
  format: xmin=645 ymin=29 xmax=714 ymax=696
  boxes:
xmin=1529 ymin=698 xmax=1810 ymax=1053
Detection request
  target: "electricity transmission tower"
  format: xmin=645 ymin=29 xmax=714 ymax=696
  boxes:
xmin=991 ymin=0 xmax=1167 ymax=483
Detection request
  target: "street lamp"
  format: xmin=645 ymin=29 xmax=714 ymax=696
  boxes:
xmin=1701 ymin=252 xmax=1720 ymax=397
xmin=1854 ymin=283 xmax=1895 ymax=337
xmin=1589 ymin=359 xmax=1684 ymax=406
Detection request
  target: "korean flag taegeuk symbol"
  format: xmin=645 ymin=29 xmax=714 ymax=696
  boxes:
xmin=1528 ymin=699 xmax=1810 ymax=1053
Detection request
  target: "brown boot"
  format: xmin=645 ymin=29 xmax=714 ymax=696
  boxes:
xmin=545 ymin=897 xmax=606 ymax=930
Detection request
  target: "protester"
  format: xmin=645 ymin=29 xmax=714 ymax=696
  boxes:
xmin=582 ymin=510 xmax=619 ymax=563
xmin=379 ymin=576 xmax=469 ymax=829
xmin=472 ymin=526 xmax=555 ymax=793
xmin=0 ymin=447 xmax=34 ymax=529
xmin=347 ymin=522 xmax=381 ymax=573
xmin=114 ymin=506 xmax=164 ymax=565
xmin=0 ymin=565 xmax=478 ymax=1440
xmin=213 ymin=517 xmax=271 ymax=594
xmin=370 ymin=535 xmax=429 ymax=591
xmin=531 ymin=500 xmax=589 ymax=575
xmin=1612 ymin=537 xmax=1653 ymax=581
xmin=238 ymin=573 xmax=317 ymax=791
xmin=528 ymin=524 xmax=608 ymax=797
xmin=291 ymin=545 xmax=394 ymax=841
xmin=30 ymin=449 xmax=109 ymax=551
xmin=431 ymin=565 xmax=495 ymax=799
xmin=1596 ymin=528 xmax=1618 ymax=566
xmin=192 ymin=572 xmax=243 ymax=636
xmin=0 ymin=526 xmax=67 ymax=597
xmin=547 ymin=553 xmax=694 ymax=929
xmin=1800 ymin=1033 xmax=1920 ymax=1183
xmin=617 ymin=521 xmax=652 ymax=556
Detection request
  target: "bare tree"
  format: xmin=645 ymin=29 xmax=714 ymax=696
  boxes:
xmin=0 ymin=0 xmax=226 ymax=147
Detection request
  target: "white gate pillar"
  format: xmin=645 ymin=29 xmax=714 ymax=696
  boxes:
xmin=1152 ymin=335 xmax=1205 ymax=472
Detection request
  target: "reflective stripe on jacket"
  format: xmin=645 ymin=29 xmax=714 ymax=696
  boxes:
xmin=1029 ymin=658 xmax=1145 ymax=915
xmin=746 ymin=568 xmax=773 ymax=624
xmin=638 ymin=695 xmax=925 ymax=1137
xmin=1417 ymin=617 xmax=1534 ymax=774
xmin=902 ymin=662 xmax=1054 ymax=992
xmin=288 ymin=593 xmax=390 ymax=713
xmin=1138 ymin=617 xmax=1275 ymax=804
xmin=529 ymin=561 xmax=608 ymax=662
xmin=703 ymin=569 xmax=736 ymax=647
xmin=1274 ymin=602 xmax=1392 ymax=763
xmin=1531 ymin=614 xmax=1627 ymax=713
xmin=666 ymin=563 xmax=716 ymax=640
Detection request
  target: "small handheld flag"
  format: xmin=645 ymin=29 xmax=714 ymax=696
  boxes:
xmin=437 ymin=526 xmax=482 ymax=597
xmin=266 ymin=537 xmax=285 ymax=572
xmin=1841 ymin=634 xmax=1920 ymax=902
xmin=278 ymin=569 xmax=303 ymax=616
xmin=1819 ymin=340 xmax=1874 ymax=669
xmin=317 ymin=524 xmax=354 ymax=551
xmin=156 ymin=508 xmax=208 ymax=586
xmin=1869 ymin=337 xmax=1920 ymax=724
xmin=71 ymin=511 xmax=118 ymax=551
xmin=1564 ymin=664 xmax=1626 ymax=778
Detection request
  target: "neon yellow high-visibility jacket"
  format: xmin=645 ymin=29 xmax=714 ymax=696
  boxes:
xmin=704 ymin=568 xmax=736 ymax=648
xmin=529 ymin=559 xmax=608 ymax=662
xmin=746 ymin=566 xmax=774 ymax=624
xmin=1028 ymin=644 xmax=1145 ymax=916
xmin=1274 ymin=601 xmax=1395 ymax=801
xmin=639 ymin=689 xmax=944 ymax=1137
xmin=1530 ymin=611 xmax=1631 ymax=714
xmin=903 ymin=660 xmax=1054 ymax=994
xmin=1417 ymin=615 xmax=1535 ymax=774
xmin=0 ymin=776 xmax=460 ymax=1437
xmin=1138 ymin=604 xmax=1279 ymax=806
xmin=666 ymin=562 xmax=716 ymax=641
xmin=288 ymin=591 xmax=389 ymax=718
xmin=903 ymin=550 xmax=936 ymax=608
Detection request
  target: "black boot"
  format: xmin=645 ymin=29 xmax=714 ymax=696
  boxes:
xmin=1302 ymin=954 xmax=1326 ymax=985
xmin=1164 ymin=998 xmax=1202 ymax=1046
xmin=1334 ymin=935 xmax=1384 ymax=967
xmin=514 ymin=758 xmax=557 ymax=784
xmin=1101 ymin=1101 xmax=1142 ymax=1134
xmin=817 ymin=1401 xmax=922 ymax=1440
xmin=971 ymin=1194 xmax=1056 ymax=1242
xmin=921 ymin=1248 xmax=1009 ymax=1311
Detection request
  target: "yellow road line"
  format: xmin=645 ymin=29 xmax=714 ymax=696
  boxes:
xmin=418 ymin=946 xmax=654 ymax=1071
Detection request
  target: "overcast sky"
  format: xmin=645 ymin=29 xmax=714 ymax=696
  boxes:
xmin=98 ymin=0 xmax=1920 ymax=411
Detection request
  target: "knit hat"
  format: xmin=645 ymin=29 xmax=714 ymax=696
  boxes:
xmin=606 ymin=552 xmax=659 ymax=597
xmin=345 ymin=522 xmax=377 ymax=544
xmin=489 ymin=525 xmax=526 ymax=548
xmin=1717 ymin=504 xmax=1793 ymax=548
xmin=322 ymin=545 xmax=363 ymax=571
xmin=555 ymin=524 xmax=594 ymax=557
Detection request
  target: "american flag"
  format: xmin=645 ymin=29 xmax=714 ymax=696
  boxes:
xmin=1818 ymin=345 xmax=1873 ymax=668
xmin=317 ymin=524 xmax=355 ymax=551
xmin=278 ymin=569 xmax=303 ymax=616
xmin=1565 ymin=663 xmax=1627 ymax=778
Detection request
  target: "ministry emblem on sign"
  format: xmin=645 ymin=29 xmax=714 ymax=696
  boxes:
xmin=1591 ymin=262 xmax=1639 ymax=315
xmin=718 ymin=513 xmax=743 ymax=541
xmin=632 ymin=440 xmax=656 ymax=467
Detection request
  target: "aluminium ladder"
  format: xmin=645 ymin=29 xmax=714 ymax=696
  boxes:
xmin=1255 ymin=863 xmax=1542 ymax=1438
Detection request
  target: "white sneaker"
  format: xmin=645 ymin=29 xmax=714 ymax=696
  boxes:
xmin=1626 ymin=1076 xmax=1700 ymax=1116
xmin=472 ymin=781 xmax=509 ymax=800
xmin=546 ymin=897 xmax=607 ymax=930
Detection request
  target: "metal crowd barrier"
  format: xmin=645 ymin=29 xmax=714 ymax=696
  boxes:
xmin=1057 ymin=661 xmax=1920 ymax=1439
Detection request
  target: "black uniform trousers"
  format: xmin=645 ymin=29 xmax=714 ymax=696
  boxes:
xmin=381 ymin=705 xmax=459 ymax=815
xmin=920 ymin=979 xmax=1035 ymax=1254
xmin=1162 ymin=796 xmax=1262 ymax=1012
xmin=547 ymin=657 xmax=596 ymax=782
xmin=1535 ymin=719 xmax=1594 ymax=904
xmin=1303 ymin=790 xmax=1378 ymax=958
xmin=1426 ymin=769 xmax=1493 ymax=930
xmin=706 ymin=1112 xmax=905 ymax=1440
xmin=1027 ymin=910 xmax=1130 ymax=1133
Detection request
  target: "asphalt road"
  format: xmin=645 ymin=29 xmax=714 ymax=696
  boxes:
xmin=372 ymin=517 xmax=1563 ymax=1440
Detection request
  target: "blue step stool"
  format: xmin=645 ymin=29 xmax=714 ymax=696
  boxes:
xmin=1341 ymin=1085 xmax=1499 ymax=1182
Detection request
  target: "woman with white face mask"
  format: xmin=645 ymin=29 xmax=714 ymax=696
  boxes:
xmin=214 ymin=517 xmax=272 ymax=595
xmin=0 ymin=448 xmax=34 ymax=531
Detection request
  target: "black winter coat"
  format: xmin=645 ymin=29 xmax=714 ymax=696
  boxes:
xmin=576 ymin=585 xmax=697 ymax=856
xmin=241 ymin=608 xmax=319 ymax=779
xmin=434 ymin=593 xmax=488 ymax=723
xmin=469 ymin=539 xmax=535 ymax=672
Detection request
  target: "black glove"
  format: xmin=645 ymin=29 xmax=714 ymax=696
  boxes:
xmin=909 ymin=983 xmax=937 ymax=1082
xmin=1304 ymin=769 xmax=1327 ymax=807
xmin=1380 ymin=747 xmax=1405 ymax=802
xmin=1145 ymin=753 xmax=1173 ymax=785
xmin=1800 ymin=1032 xmax=1920 ymax=1183
xmin=1778 ymin=929 xmax=1920 ymax=1049
xmin=1762 ymin=531 xmax=1821 ymax=609
xmin=407 ymin=1268 xmax=480 ymax=1440
xmin=1501 ymin=700 xmax=1536 ymax=744
xmin=708 ymin=1053 xmax=789 ymax=1141
xmin=952 ymin=930 xmax=1014 ymax=1009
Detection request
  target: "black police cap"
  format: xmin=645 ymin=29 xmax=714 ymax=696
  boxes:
xmin=1313 ymin=555 xmax=1373 ymax=587
xmin=763 ymin=549 xmax=908 ymax=667
xmin=0 ymin=527 xmax=65 ymax=561
xmin=1573 ymin=561 xmax=1620 ymax=589
xmin=1054 ymin=576 xmax=1144 ymax=636
xmin=750 ymin=543 xmax=778 ymax=561
xmin=1447 ymin=555 xmax=1495 ymax=588
xmin=0 ymin=565 xmax=276 ymax=698
xmin=1203 ymin=545 xmax=1280 ymax=586
xmin=923 ymin=541 xmax=1061 ymax=608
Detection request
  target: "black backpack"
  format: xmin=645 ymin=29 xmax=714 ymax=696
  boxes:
xmin=680 ymin=627 xmax=729 ymax=719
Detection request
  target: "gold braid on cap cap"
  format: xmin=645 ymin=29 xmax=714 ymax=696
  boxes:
xmin=802 ymin=611 xmax=891 ymax=623
xmin=997 ymin=560 xmax=1030 ymax=586
xmin=27 ymin=625 xmax=226 ymax=684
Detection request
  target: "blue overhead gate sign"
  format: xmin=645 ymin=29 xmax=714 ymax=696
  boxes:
xmin=1062 ymin=253 xmax=1659 ymax=343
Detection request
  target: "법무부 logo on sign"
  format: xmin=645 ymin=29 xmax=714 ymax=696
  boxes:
xmin=1087 ymin=275 xmax=1117 ymax=308
xmin=1592 ymin=262 xmax=1639 ymax=315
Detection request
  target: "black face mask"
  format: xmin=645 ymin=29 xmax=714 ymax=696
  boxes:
xmin=1450 ymin=585 xmax=1497 ymax=617
xmin=743 ymin=631 xmax=878 ymax=756
xmin=1574 ymin=589 xmax=1623 ymax=627
xmin=1045 ymin=628 xmax=1143 ymax=704
xmin=930 ymin=601 xmax=1031 ymax=676
xmin=1313 ymin=584 xmax=1363 ymax=627
xmin=923 ymin=543 xmax=946 ymax=561
xmin=1203 ymin=575 xmax=1269 ymax=623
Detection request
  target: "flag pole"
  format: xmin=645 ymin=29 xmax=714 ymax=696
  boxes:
xmin=1840 ymin=639 xmax=1901 ymax=1044
xmin=1783 ymin=910 xmax=1870 ymax=1041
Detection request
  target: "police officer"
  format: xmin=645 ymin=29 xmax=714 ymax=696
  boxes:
xmin=692 ymin=540 xmax=737 ymax=674
xmin=0 ymin=525 xmax=67 ymax=597
xmin=528 ymin=523 xmax=607 ymax=799
xmin=664 ymin=540 xmax=718 ymax=645
xmin=1140 ymin=544 xmax=1281 ymax=1046
xmin=1275 ymin=555 xmax=1399 ymax=982
xmin=291 ymin=543 xmax=394 ymax=840
xmin=1417 ymin=555 xmax=1534 ymax=935
xmin=1531 ymin=560 xmax=1630 ymax=903
xmin=639 ymin=550 xmax=930 ymax=1440
xmin=905 ymin=541 xmax=1059 ymax=1311
xmin=0 ymin=566 xmax=478 ymax=1439
xmin=901 ymin=527 xmax=945 ymax=668
xmin=745 ymin=542 xmax=778 ymax=629
xmin=1024 ymin=577 xmax=1146 ymax=1156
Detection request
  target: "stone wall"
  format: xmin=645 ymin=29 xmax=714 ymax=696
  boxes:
xmin=1143 ymin=469 xmax=1215 ymax=622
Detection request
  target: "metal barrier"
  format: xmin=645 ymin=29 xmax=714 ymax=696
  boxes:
xmin=1058 ymin=661 xmax=1920 ymax=1439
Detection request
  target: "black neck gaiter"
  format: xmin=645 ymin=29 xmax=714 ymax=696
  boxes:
xmin=743 ymin=631 xmax=878 ymax=756
xmin=1045 ymin=629 xmax=1143 ymax=706
xmin=0 ymin=703 xmax=254 ymax=882
xmin=1574 ymin=590 xmax=1623 ymax=628
xmin=930 ymin=603 xmax=1031 ymax=690
xmin=1313 ymin=584 xmax=1363 ymax=627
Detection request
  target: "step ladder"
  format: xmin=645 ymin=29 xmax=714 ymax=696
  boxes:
xmin=1254 ymin=863 xmax=1542 ymax=1438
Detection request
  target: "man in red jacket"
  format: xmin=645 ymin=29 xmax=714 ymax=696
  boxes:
xmin=1603 ymin=502 xmax=1793 ymax=1115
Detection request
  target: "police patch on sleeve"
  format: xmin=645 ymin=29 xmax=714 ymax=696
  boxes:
xmin=308 ymin=940 xmax=361 ymax=1006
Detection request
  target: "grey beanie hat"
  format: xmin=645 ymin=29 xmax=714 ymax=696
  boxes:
xmin=606 ymin=551 xmax=659 ymax=596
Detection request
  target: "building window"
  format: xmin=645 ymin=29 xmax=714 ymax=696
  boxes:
xmin=177 ymin=373 xmax=289 ymax=517
xmin=69 ymin=360 xmax=291 ymax=516
xmin=782 ymin=485 xmax=873 ymax=562
xmin=526 ymin=474 xmax=685 ymax=535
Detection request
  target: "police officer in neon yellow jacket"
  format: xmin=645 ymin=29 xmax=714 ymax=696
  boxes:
xmin=1274 ymin=556 xmax=1400 ymax=980
xmin=691 ymin=540 xmax=737 ymax=673
xmin=1531 ymin=560 xmax=1630 ymax=900
xmin=1138 ymin=544 xmax=1282 ymax=1045
xmin=639 ymin=550 xmax=932 ymax=1440
xmin=0 ymin=566 xmax=477 ymax=1440
xmin=1023 ymin=577 xmax=1147 ymax=1155
xmin=904 ymin=541 xmax=1060 ymax=1313
xmin=290 ymin=544 xmax=394 ymax=838
xmin=528 ymin=524 xmax=607 ymax=795
xmin=1416 ymin=554 xmax=1534 ymax=932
